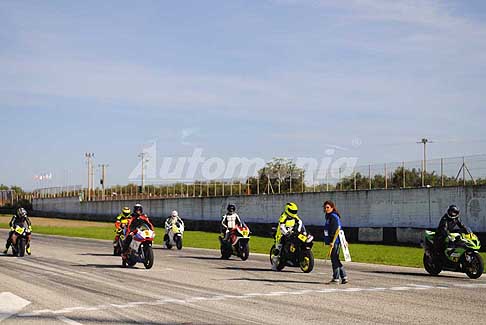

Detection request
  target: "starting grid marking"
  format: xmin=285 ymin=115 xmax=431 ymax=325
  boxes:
xmin=17 ymin=283 xmax=486 ymax=318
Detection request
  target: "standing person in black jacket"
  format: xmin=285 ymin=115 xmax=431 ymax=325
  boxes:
xmin=323 ymin=200 xmax=348 ymax=284
xmin=434 ymin=205 xmax=470 ymax=258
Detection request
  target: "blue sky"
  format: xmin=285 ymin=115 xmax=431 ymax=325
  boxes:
xmin=1 ymin=0 xmax=486 ymax=190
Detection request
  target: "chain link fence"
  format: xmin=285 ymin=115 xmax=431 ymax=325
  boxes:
xmin=33 ymin=154 xmax=486 ymax=201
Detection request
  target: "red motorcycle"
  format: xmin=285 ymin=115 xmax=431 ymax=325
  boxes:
xmin=219 ymin=224 xmax=251 ymax=260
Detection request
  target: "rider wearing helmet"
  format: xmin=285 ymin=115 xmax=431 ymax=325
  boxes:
xmin=122 ymin=204 xmax=154 ymax=256
xmin=221 ymin=204 xmax=242 ymax=241
xmin=434 ymin=205 xmax=470 ymax=257
xmin=114 ymin=207 xmax=131 ymax=246
xmin=274 ymin=202 xmax=303 ymax=256
xmin=3 ymin=208 xmax=32 ymax=255
xmin=164 ymin=210 xmax=184 ymax=241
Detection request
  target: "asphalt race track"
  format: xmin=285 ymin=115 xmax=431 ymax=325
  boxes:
xmin=1 ymin=230 xmax=485 ymax=324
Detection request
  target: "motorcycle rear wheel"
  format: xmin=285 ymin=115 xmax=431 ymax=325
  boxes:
xmin=220 ymin=243 xmax=232 ymax=260
xmin=423 ymin=252 xmax=442 ymax=276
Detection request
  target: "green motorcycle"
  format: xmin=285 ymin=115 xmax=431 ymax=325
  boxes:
xmin=423 ymin=230 xmax=483 ymax=279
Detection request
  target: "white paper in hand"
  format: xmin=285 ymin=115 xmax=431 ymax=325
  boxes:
xmin=339 ymin=230 xmax=351 ymax=262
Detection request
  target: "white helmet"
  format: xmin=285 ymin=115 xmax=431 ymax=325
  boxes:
xmin=171 ymin=210 xmax=178 ymax=217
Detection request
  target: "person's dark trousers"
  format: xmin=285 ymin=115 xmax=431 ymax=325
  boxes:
xmin=122 ymin=235 xmax=133 ymax=253
xmin=433 ymin=235 xmax=446 ymax=257
xmin=5 ymin=232 xmax=13 ymax=250
xmin=331 ymin=243 xmax=347 ymax=280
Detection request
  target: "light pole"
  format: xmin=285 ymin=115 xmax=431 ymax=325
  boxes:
xmin=85 ymin=153 xmax=94 ymax=200
xmin=98 ymin=164 xmax=109 ymax=200
xmin=138 ymin=152 xmax=150 ymax=193
xmin=417 ymin=138 xmax=432 ymax=187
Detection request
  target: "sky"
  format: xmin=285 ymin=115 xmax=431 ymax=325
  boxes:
xmin=1 ymin=0 xmax=486 ymax=190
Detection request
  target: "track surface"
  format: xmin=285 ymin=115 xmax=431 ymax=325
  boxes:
xmin=1 ymin=230 xmax=485 ymax=324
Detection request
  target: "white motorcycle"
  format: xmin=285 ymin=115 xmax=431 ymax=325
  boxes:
xmin=164 ymin=220 xmax=184 ymax=250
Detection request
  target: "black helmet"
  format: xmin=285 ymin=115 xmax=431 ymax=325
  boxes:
xmin=133 ymin=204 xmax=143 ymax=214
xmin=227 ymin=204 xmax=236 ymax=214
xmin=17 ymin=207 xmax=27 ymax=218
xmin=447 ymin=205 xmax=460 ymax=219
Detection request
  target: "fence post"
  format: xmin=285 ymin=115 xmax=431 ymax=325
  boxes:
xmin=368 ymin=164 xmax=372 ymax=190
xmin=338 ymin=167 xmax=342 ymax=191
xmin=402 ymin=161 xmax=406 ymax=188
xmin=384 ymin=163 xmax=388 ymax=189
xmin=463 ymin=156 xmax=466 ymax=186
xmin=301 ymin=171 xmax=304 ymax=193
xmin=441 ymin=158 xmax=444 ymax=187
xmin=326 ymin=171 xmax=329 ymax=192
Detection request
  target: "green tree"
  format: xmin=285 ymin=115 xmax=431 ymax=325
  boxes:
xmin=247 ymin=158 xmax=305 ymax=194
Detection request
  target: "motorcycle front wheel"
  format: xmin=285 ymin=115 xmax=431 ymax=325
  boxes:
xmin=143 ymin=245 xmax=154 ymax=269
xmin=176 ymin=237 xmax=183 ymax=250
xmin=269 ymin=245 xmax=285 ymax=271
xmin=18 ymin=238 xmax=26 ymax=257
xmin=464 ymin=252 xmax=484 ymax=279
xmin=240 ymin=242 xmax=249 ymax=261
xmin=299 ymin=249 xmax=314 ymax=273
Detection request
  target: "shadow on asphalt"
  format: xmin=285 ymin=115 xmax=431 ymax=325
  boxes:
xmin=229 ymin=277 xmax=322 ymax=285
xmin=178 ymin=255 xmax=235 ymax=261
xmin=369 ymin=270 xmax=460 ymax=279
xmin=78 ymin=253 xmax=116 ymax=257
xmin=74 ymin=263 xmax=126 ymax=269
xmin=222 ymin=266 xmax=277 ymax=272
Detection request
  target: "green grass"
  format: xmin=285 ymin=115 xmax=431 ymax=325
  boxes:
xmin=1 ymin=222 xmax=485 ymax=269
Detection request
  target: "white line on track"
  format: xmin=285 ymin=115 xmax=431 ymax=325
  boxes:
xmin=17 ymin=283 xmax=486 ymax=319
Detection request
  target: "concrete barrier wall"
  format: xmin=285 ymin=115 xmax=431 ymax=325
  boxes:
xmin=33 ymin=185 xmax=486 ymax=233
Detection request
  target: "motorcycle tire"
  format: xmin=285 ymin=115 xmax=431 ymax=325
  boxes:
xmin=269 ymin=245 xmax=285 ymax=271
xmin=299 ymin=250 xmax=314 ymax=273
xmin=464 ymin=252 xmax=484 ymax=279
xmin=143 ymin=245 xmax=154 ymax=269
xmin=220 ymin=244 xmax=232 ymax=260
xmin=176 ymin=238 xmax=183 ymax=250
xmin=240 ymin=242 xmax=249 ymax=261
xmin=18 ymin=238 xmax=26 ymax=257
xmin=423 ymin=253 xmax=442 ymax=276
xmin=166 ymin=242 xmax=173 ymax=250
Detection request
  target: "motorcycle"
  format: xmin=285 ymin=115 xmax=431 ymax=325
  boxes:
xmin=164 ymin=221 xmax=184 ymax=250
xmin=113 ymin=219 xmax=128 ymax=256
xmin=270 ymin=226 xmax=314 ymax=273
xmin=122 ymin=222 xmax=155 ymax=269
xmin=11 ymin=222 xmax=31 ymax=257
xmin=219 ymin=224 xmax=250 ymax=260
xmin=423 ymin=230 xmax=483 ymax=279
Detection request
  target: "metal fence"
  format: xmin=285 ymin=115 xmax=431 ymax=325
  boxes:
xmin=32 ymin=154 xmax=486 ymax=201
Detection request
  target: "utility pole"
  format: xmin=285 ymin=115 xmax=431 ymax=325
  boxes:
xmin=99 ymin=164 xmax=109 ymax=200
xmin=85 ymin=153 xmax=94 ymax=201
xmin=138 ymin=152 xmax=150 ymax=194
xmin=417 ymin=138 xmax=433 ymax=187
